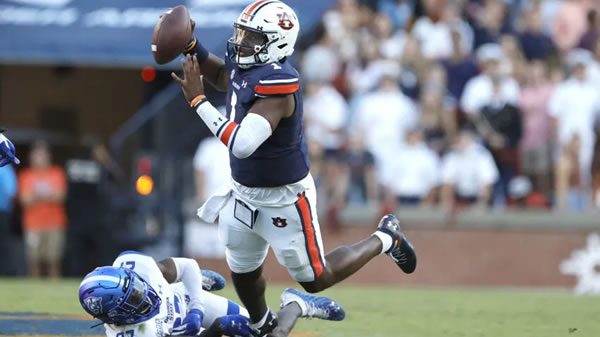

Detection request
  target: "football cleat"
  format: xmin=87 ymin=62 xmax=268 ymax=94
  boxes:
xmin=201 ymin=269 xmax=226 ymax=291
xmin=377 ymin=214 xmax=417 ymax=274
xmin=280 ymin=288 xmax=345 ymax=321
xmin=250 ymin=309 xmax=278 ymax=337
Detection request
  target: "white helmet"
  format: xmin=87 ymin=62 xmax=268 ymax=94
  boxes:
xmin=228 ymin=0 xmax=300 ymax=68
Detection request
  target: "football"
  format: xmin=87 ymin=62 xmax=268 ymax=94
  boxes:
xmin=152 ymin=5 xmax=193 ymax=64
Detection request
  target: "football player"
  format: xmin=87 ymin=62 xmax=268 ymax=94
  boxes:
xmin=0 ymin=129 xmax=19 ymax=167
xmin=170 ymin=1 xmax=417 ymax=335
xmin=79 ymin=250 xmax=345 ymax=337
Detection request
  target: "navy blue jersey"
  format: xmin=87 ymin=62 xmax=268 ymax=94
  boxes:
xmin=223 ymin=55 xmax=310 ymax=187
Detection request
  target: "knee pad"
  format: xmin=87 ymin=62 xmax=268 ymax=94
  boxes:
xmin=225 ymin=249 xmax=268 ymax=274
xmin=275 ymin=247 xmax=315 ymax=282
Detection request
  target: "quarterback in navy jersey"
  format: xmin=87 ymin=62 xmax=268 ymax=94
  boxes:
xmin=170 ymin=1 xmax=417 ymax=335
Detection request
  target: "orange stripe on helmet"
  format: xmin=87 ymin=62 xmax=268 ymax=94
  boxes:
xmin=242 ymin=0 xmax=271 ymax=22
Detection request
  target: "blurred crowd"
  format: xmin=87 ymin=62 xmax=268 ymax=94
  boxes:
xmin=0 ymin=139 xmax=122 ymax=277
xmin=293 ymin=0 xmax=600 ymax=212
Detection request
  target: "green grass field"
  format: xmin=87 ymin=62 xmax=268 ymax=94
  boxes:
xmin=1 ymin=279 xmax=599 ymax=337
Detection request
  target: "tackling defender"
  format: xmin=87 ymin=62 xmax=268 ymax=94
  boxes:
xmin=0 ymin=129 xmax=19 ymax=167
xmin=79 ymin=251 xmax=345 ymax=337
xmin=171 ymin=1 xmax=417 ymax=335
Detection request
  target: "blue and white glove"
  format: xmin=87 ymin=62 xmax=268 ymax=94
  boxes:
xmin=172 ymin=309 xmax=204 ymax=336
xmin=218 ymin=315 xmax=251 ymax=337
xmin=0 ymin=131 xmax=19 ymax=167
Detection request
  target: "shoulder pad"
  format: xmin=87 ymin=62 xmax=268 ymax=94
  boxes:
xmin=254 ymin=62 xmax=300 ymax=97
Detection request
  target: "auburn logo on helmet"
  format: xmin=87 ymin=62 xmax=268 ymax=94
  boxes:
xmin=277 ymin=12 xmax=294 ymax=30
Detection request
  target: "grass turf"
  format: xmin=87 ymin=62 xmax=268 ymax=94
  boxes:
xmin=0 ymin=278 xmax=599 ymax=337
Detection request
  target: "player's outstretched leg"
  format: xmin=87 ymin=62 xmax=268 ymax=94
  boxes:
xmin=231 ymin=266 xmax=278 ymax=336
xmin=267 ymin=288 xmax=346 ymax=337
xmin=299 ymin=214 xmax=416 ymax=293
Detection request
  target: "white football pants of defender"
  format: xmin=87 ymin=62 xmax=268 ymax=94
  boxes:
xmin=216 ymin=174 xmax=326 ymax=282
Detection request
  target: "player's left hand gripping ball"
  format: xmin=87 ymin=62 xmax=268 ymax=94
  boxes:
xmin=171 ymin=308 xmax=204 ymax=336
xmin=171 ymin=54 xmax=205 ymax=104
xmin=0 ymin=131 xmax=19 ymax=167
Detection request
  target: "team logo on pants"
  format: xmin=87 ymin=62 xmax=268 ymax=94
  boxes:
xmin=272 ymin=217 xmax=288 ymax=228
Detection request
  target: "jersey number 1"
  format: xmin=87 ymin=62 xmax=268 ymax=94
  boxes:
xmin=230 ymin=91 xmax=238 ymax=121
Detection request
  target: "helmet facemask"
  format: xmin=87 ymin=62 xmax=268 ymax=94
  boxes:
xmin=228 ymin=23 xmax=279 ymax=68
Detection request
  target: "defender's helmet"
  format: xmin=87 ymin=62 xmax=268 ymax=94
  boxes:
xmin=78 ymin=266 xmax=161 ymax=326
xmin=228 ymin=0 xmax=300 ymax=68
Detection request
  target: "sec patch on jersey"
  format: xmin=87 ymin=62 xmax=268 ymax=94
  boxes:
xmin=152 ymin=5 xmax=192 ymax=64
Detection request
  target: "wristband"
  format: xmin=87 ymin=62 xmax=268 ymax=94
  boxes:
xmin=184 ymin=37 xmax=210 ymax=64
xmin=190 ymin=94 xmax=207 ymax=108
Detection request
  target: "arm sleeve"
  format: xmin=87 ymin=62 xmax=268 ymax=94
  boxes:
xmin=194 ymin=101 xmax=272 ymax=159
xmin=172 ymin=258 xmax=205 ymax=312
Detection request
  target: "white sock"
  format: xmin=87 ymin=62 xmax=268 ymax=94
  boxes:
xmin=250 ymin=309 xmax=272 ymax=328
xmin=372 ymin=231 xmax=393 ymax=255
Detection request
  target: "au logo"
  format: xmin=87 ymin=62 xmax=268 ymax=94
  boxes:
xmin=272 ymin=217 xmax=288 ymax=228
xmin=277 ymin=12 xmax=294 ymax=30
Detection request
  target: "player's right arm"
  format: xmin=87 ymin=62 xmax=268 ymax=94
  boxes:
xmin=172 ymin=55 xmax=294 ymax=159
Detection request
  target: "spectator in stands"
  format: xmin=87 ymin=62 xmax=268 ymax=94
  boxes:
xmin=384 ymin=128 xmax=440 ymax=207
xmin=579 ymin=10 xmax=599 ymax=51
xmin=378 ymin=0 xmax=413 ymax=31
xmin=441 ymin=130 xmax=499 ymax=209
xmin=587 ymin=40 xmax=600 ymax=87
xmin=398 ymin=35 xmax=426 ymax=100
xmin=551 ymin=0 xmax=589 ymax=52
xmin=477 ymin=76 xmax=523 ymax=207
xmin=304 ymin=80 xmax=349 ymax=211
xmin=549 ymin=49 xmax=600 ymax=210
xmin=190 ymin=136 xmax=230 ymax=258
xmin=18 ymin=140 xmax=66 ymax=278
xmin=500 ymin=34 xmax=528 ymax=84
xmin=517 ymin=9 xmax=556 ymax=61
xmin=353 ymin=73 xmax=418 ymax=184
xmin=0 ymin=164 xmax=17 ymax=275
xmin=420 ymin=65 xmax=456 ymax=153
xmin=469 ymin=0 xmax=511 ymax=48
xmin=442 ymin=29 xmax=479 ymax=102
xmin=301 ymin=23 xmax=340 ymax=85
xmin=461 ymin=43 xmax=520 ymax=117
xmin=64 ymin=137 xmax=123 ymax=276
xmin=519 ymin=60 xmax=555 ymax=197
xmin=411 ymin=0 xmax=473 ymax=60
xmin=346 ymin=39 xmax=397 ymax=96
xmin=339 ymin=136 xmax=379 ymax=206
xmin=373 ymin=13 xmax=406 ymax=60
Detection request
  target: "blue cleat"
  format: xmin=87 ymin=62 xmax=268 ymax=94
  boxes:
xmin=280 ymin=288 xmax=345 ymax=321
xmin=201 ymin=269 xmax=226 ymax=291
